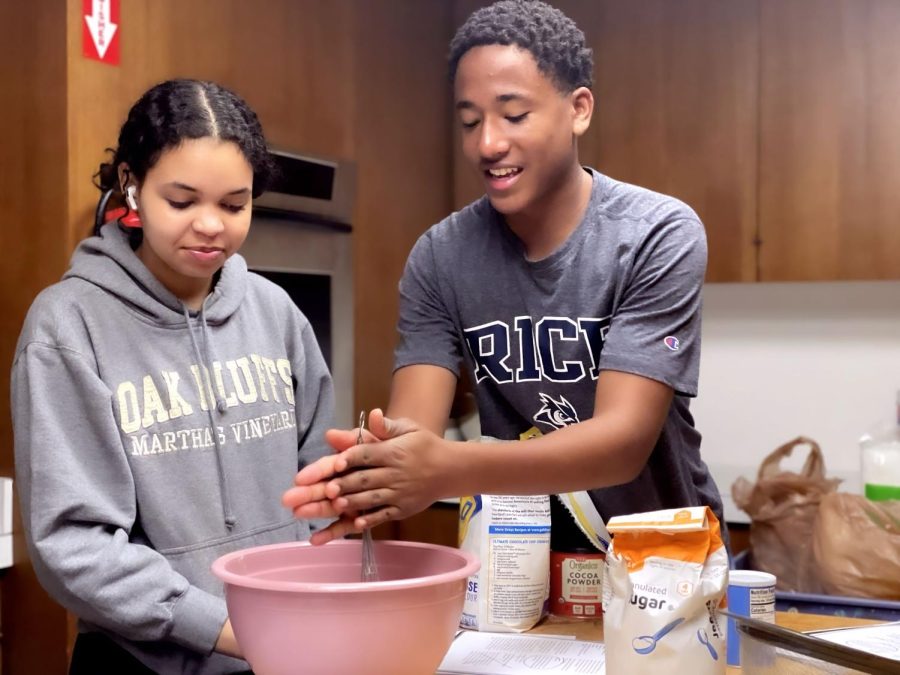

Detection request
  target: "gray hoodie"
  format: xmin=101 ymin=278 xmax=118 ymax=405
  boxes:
xmin=12 ymin=223 xmax=334 ymax=674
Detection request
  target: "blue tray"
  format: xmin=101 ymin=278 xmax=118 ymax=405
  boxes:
xmin=732 ymin=550 xmax=900 ymax=622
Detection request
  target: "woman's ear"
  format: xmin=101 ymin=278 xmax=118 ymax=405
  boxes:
xmin=117 ymin=163 xmax=139 ymax=210
xmin=117 ymin=163 xmax=132 ymax=194
xmin=571 ymin=87 xmax=594 ymax=138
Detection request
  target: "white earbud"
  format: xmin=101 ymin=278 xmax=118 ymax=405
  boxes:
xmin=125 ymin=185 xmax=139 ymax=211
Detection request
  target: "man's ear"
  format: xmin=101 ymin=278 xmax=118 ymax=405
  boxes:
xmin=571 ymin=86 xmax=594 ymax=137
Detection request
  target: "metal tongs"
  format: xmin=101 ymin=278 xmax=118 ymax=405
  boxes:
xmin=357 ymin=411 xmax=379 ymax=582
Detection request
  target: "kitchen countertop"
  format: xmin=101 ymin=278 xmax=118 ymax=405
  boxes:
xmin=527 ymin=611 xmax=882 ymax=673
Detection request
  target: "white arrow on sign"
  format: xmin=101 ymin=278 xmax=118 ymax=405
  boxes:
xmin=84 ymin=0 xmax=118 ymax=60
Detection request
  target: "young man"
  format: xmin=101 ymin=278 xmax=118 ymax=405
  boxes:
xmin=283 ymin=0 xmax=725 ymax=547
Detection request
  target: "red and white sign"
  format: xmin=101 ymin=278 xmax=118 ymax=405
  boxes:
xmin=82 ymin=0 xmax=120 ymax=65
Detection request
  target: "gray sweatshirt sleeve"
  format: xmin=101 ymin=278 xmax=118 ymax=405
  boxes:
xmin=288 ymin=317 xmax=337 ymax=535
xmin=12 ymin=342 xmax=226 ymax=654
xmin=293 ymin=319 xmax=336 ymax=465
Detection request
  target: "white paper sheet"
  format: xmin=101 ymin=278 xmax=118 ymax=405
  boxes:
xmin=810 ymin=622 xmax=900 ymax=662
xmin=436 ymin=631 xmax=606 ymax=674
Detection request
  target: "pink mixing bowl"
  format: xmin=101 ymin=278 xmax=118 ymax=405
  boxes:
xmin=212 ymin=539 xmax=480 ymax=675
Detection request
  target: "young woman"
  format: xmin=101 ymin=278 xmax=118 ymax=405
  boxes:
xmin=12 ymin=79 xmax=334 ymax=674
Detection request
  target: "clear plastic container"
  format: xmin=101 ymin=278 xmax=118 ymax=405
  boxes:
xmin=740 ymin=628 xmax=870 ymax=674
xmin=859 ymin=391 xmax=900 ymax=501
xmin=729 ymin=612 xmax=900 ymax=674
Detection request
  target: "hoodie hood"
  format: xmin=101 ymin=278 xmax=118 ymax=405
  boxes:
xmin=64 ymin=222 xmax=247 ymax=327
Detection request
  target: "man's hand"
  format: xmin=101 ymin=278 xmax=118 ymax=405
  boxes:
xmin=282 ymin=409 xmax=451 ymax=544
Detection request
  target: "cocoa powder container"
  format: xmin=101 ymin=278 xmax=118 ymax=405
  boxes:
xmin=549 ymin=548 xmax=605 ymax=618
xmin=549 ymin=499 xmax=605 ymax=619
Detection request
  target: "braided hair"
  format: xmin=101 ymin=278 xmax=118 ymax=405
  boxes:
xmin=95 ymin=79 xmax=275 ymax=199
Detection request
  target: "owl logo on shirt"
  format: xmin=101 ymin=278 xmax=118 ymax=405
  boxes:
xmin=533 ymin=392 xmax=580 ymax=430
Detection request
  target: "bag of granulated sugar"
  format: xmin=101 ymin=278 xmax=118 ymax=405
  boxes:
xmin=603 ymin=506 xmax=727 ymax=674
xmin=458 ymin=492 xmax=551 ymax=632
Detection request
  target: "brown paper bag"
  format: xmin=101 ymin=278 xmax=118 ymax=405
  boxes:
xmin=812 ymin=493 xmax=900 ymax=600
xmin=732 ymin=436 xmax=841 ymax=593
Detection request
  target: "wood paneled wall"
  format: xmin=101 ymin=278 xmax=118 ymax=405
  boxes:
xmin=0 ymin=2 xmax=73 ymax=673
xmin=351 ymin=1 xmax=454 ymax=413
xmin=0 ymin=3 xmax=70 ymax=473
xmin=63 ymin=0 xmax=359 ymax=247
xmin=1 ymin=2 xmax=452 ymax=671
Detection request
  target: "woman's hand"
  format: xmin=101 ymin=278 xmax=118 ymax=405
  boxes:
xmin=282 ymin=409 xmax=451 ymax=544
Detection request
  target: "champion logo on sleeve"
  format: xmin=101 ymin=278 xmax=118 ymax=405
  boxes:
xmin=663 ymin=336 xmax=680 ymax=351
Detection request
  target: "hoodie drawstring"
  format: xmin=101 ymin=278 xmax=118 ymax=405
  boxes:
xmin=183 ymin=304 xmax=237 ymax=530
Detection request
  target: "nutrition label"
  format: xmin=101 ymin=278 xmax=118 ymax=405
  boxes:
xmin=748 ymin=586 xmax=776 ymax=620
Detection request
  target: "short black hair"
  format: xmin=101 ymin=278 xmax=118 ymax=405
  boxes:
xmin=96 ymin=79 xmax=276 ymax=199
xmin=448 ymin=0 xmax=593 ymax=93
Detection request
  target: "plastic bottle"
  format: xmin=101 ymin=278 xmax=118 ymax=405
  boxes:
xmin=859 ymin=391 xmax=900 ymax=501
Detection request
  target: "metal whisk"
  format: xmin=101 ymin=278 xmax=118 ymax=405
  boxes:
xmin=357 ymin=411 xmax=379 ymax=582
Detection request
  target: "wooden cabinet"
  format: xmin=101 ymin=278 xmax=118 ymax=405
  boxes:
xmin=588 ymin=0 xmax=900 ymax=281
xmin=579 ymin=0 xmax=760 ymax=283
xmin=758 ymin=0 xmax=900 ymax=280
xmin=452 ymin=0 xmax=900 ymax=282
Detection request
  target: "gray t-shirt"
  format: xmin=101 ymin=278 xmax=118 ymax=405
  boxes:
xmin=395 ymin=168 xmax=724 ymax=527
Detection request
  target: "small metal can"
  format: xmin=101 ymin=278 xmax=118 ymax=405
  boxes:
xmin=549 ymin=549 xmax=605 ymax=619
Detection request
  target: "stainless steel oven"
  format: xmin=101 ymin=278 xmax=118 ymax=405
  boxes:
xmin=241 ymin=148 xmax=355 ymax=426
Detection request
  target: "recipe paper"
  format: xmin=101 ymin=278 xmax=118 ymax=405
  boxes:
xmin=810 ymin=622 xmax=900 ymax=662
xmin=436 ymin=632 xmax=606 ymax=674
